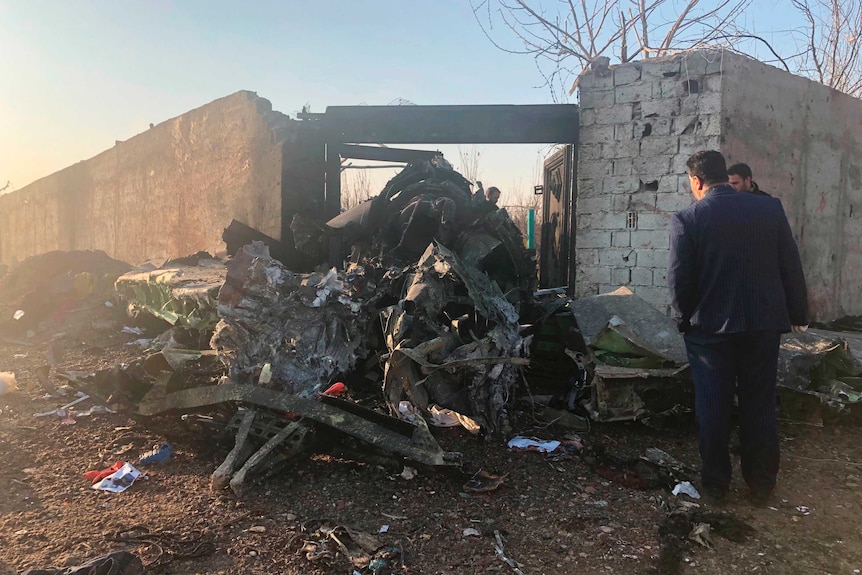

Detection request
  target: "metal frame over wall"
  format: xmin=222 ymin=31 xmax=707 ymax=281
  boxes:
xmin=295 ymin=104 xmax=579 ymax=220
xmin=286 ymin=104 xmax=580 ymax=289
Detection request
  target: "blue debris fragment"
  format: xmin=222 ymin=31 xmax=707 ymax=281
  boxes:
xmin=138 ymin=443 xmax=173 ymax=465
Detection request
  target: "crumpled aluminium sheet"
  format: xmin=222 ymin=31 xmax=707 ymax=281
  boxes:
xmin=381 ymin=242 xmax=527 ymax=439
xmin=211 ymin=241 xmax=380 ymax=397
xmin=777 ymin=329 xmax=862 ymax=422
xmin=115 ymin=259 xmax=225 ymax=331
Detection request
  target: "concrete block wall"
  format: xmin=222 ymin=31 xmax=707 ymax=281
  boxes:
xmin=575 ymin=51 xmax=725 ymax=312
xmin=0 ymin=91 xmax=294 ymax=266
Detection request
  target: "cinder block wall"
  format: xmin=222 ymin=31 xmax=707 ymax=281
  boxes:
xmin=720 ymin=55 xmax=862 ymax=322
xmin=0 ymin=91 xmax=293 ymax=266
xmin=575 ymin=51 xmax=725 ymax=313
xmin=576 ymin=49 xmax=862 ymax=321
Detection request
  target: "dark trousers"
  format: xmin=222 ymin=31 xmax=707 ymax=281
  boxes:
xmin=683 ymin=329 xmax=781 ymax=494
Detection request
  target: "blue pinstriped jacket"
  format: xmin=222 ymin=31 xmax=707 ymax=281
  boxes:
xmin=668 ymin=184 xmax=808 ymax=334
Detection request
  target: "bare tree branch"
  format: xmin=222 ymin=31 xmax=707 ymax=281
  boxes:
xmin=472 ymin=0 xmax=752 ymax=98
xmin=789 ymin=0 xmax=862 ymax=96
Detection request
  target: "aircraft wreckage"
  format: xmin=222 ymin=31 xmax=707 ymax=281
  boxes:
xmin=41 ymin=157 xmax=861 ymax=495
xmin=55 ymin=158 xmax=549 ymax=494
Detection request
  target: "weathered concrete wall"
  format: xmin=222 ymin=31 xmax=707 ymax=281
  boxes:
xmin=575 ymin=51 xmax=724 ymax=313
xmin=720 ymin=55 xmax=862 ymax=321
xmin=0 ymin=91 xmax=292 ymax=266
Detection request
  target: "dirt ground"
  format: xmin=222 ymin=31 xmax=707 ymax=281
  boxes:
xmin=1 ymin=306 xmax=861 ymax=575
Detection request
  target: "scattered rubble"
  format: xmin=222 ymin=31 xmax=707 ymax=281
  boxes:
xmin=2 ymin=156 xmax=862 ymax=574
xmin=777 ymin=329 xmax=862 ymax=424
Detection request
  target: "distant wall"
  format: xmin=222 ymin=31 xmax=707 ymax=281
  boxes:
xmin=0 ymin=91 xmax=293 ymax=266
xmin=721 ymin=55 xmax=862 ymax=321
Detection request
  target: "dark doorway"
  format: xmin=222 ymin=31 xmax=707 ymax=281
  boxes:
xmin=539 ymin=144 xmax=577 ymax=291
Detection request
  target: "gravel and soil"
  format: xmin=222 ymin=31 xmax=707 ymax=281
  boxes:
xmin=1 ymin=304 xmax=861 ymax=575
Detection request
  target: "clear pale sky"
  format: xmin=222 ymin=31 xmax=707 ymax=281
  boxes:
xmin=0 ymin=0 xmax=801 ymax=199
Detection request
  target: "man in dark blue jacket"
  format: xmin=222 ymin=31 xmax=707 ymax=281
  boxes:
xmin=668 ymin=150 xmax=808 ymax=505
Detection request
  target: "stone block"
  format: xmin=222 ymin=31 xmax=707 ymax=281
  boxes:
xmin=602 ymin=139 xmax=640 ymax=159
xmin=636 ymin=248 xmax=669 ymax=268
xmin=635 ymin=117 xmax=673 ymax=137
xmin=641 ymin=59 xmax=682 ymax=80
xmin=614 ymin=63 xmax=642 ymax=85
xmin=678 ymin=134 xmax=722 ymax=155
xmin=673 ymin=115 xmax=702 ymax=136
xmin=577 ymin=71 xmax=597 ymax=89
xmin=615 ymin=81 xmax=655 ymax=104
xmin=576 ymin=230 xmax=613 ymax=248
xmin=635 ymin=212 xmax=671 ymax=231
xmin=652 ymin=266 xmax=668 ymax=286
xmin=615 ymin=124 xmax=635 ymax=140
xmin=680 ymin=50 xmax=726 ymax=76
xmin=639 ymin=136 xmax=679 ymax=157
xmin=675 ymin=114 xmax=723 ymax=138
xmin=660 ymin=79 xmax=686 ymax=99
xmin=615 ymin=191 xmax=657 ymax=211
xmin=632 ymin=155 xmax=673 ymax=178
xmin=580 ymin=108 xmax=598 ymax=126
xmin=659 ymin=174 xmax=685 ymax=194
xmin=579 ymin=124 xmax=617 ymax=145
xmin=577 ymin=194 xmax=611 ymax=214
xmin=642 ymin=98 xmax=680 ymax=117
xmin=611 ymin=267 xmax=632 ymax=285
xmin=612 ymin=230 xmax=631 ymax=247
xmin=578 ymin=264 xmax=611 ymax=286
xmin=577 ymin=178 xmax=600 ymax=196
xmin=596 ymin=104 xmax=635 ymax=124
xmin=577 ymin=143 xmax=603 ymax=161
xmin=671 ymin=153 xmax=691 ymax=173
xmin=681 ymin=91 xmax=722 ymax=115
xmin=599 ymin=248 xmax=637 ymax=267
xmin=576 ymin=248 xmax=600 ymax=266
xmin=612 ymin=158 xmax=633 ymax=176
xmin=592 ymin=212 xmax=627 ymax=230
xmin=579 ymin=159 xmax=613 ymax=180
xmin=631 ymin=229 xmax=670 ymax=249
xmin=593 ymin=70 xmax=615 ymax=89
xmin=703 ymin=114 xmax=724 ymax=136
xmin=580 ymin=88 xmax=615 ymax=109
xmin=603 ymin=176 xmax=642 ymax=195
xmin=656 ymin=192 xmax=693 ymax=212
xmin=630 ymin=267 xmax=654 ymax=286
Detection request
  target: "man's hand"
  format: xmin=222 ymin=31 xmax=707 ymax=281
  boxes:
xmin=791 ymin=325 xmax=809 ymax=333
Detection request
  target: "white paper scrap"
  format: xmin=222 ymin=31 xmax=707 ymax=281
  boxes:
xmin=91 ymin=462 xmax=142 ymax=493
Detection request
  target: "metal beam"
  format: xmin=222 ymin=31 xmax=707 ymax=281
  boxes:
xmin=340 ymin=144 xmax=440 ymax=164
xmin=325 ymin=143 xmax=342 ymax=219
xmin=319 ymin=104 xmax=579 ymax=144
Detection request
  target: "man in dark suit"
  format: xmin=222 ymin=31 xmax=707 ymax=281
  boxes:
xmin=668 ymin=150 xmax=808 ymax=505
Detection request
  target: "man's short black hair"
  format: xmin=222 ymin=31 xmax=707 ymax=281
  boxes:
xmin=686 ymin=150 xmax=728 ymax=184
xmin=727 ymin=163 xmax=753 ymax=180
